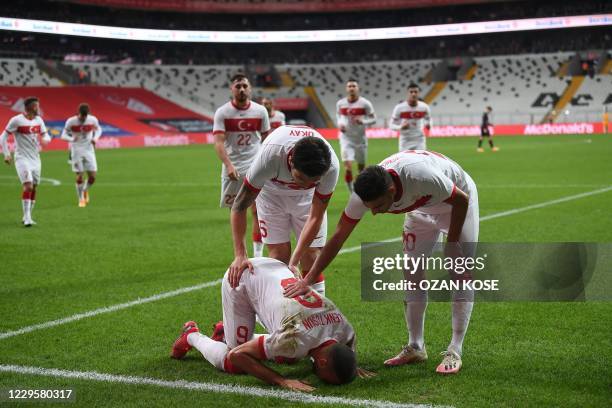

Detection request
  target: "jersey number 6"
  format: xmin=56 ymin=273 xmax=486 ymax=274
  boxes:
xmin=280 ymin=278 xmax=323 ymax=309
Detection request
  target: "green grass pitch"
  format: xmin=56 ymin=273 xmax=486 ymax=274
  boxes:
xmin=0 ymin=134 xmax=611 ymax=407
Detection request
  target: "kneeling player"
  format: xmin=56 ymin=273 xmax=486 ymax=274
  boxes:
xmin=61 ymin=103 xmax=102 ymax=207
xmin=171 ymin=257 xmax=374 ymax=391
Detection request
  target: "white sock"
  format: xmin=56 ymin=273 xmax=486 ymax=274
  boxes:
xmin=187 ymin=332 xmax=228 ymax=371
xmin=83 ymin=181 xmax=91 ymax=192
xmin=404 ymin=288 xmax=428 ymax=351
xmin=253 ymin=241 xmax=264 ymax=257
xmin=346 ymin=181 xmax=353 ymax=193
xmin=31 ymin=200 xmax=35 ymax=213
xmin=449 ymin=288 xmax=474 ymax=356
xmin=76 ymin=183 xmax=84 ymax=200
xmin=22 ymin=199 xmax=32 ymax=220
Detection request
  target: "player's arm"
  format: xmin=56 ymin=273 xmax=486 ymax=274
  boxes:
xmin=360 ymin=101 xmax=376 ymax=126
xmin=336 ymin=102 xmax=346 ymax=133
xmin=213 ymin=131 xmax=239 ymax=180
xmin=228 ymin=183 xmax=260 ymax=287
xmin=445 ymin=187 xmax=469 ymax=244
xmin=260 ymin=109 xmax=271 ymax=141
xmin=288 ymin=193 xmax=330 ymax=271
xmin=60 ymin=123 xmax=74 ymax=142
xmin=260 ymin=130 xmax=270 ymax=142
xmin=1 ymin=129 xmax=11 ymax=164
xmin=389 ymin=107 xmax=407 ymax=131
xmin=284 ymin=214 xmax=358 ymax=297
xmin=93 ymin=118 xmax=102 ymax=142
xmin=424 ymin=105 xmax=432 ymax=131
xmin=227 ymin=339 xmax=314 ymax=392
xmin=40 ymin=121 xmax=51 ymax=144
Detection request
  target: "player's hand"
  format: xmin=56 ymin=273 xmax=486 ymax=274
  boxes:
xmin=339 ymin=126 xmax=346 ymax=133
xmin=41 ymin=135 xmax=52 ymax=145
xmin=425 ymin=125 xmax=431 ymax=131
xmin=227 ymin=164 xmax=240 ymax=181
xmin=287 ymin=263 xmax=300 ymax=278
xmin=401 ymin=122 xmax=410 ymax=130
xmin=228 ymin=256 xmax=253 ymax=288
xmin=279 ymin=379 xmax=315 ymax=392
xmin=91 ymin=140 xmax=96 ymax=147
xmin=3 ymin=155 xmax=12 ymax=165
xmin=357 ymin=367 xmax=377 ymax=379
xmin=283 ymin=277 xmax=310 ymax=298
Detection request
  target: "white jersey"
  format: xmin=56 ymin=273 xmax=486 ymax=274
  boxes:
xmin=343 ymin=150 xmax=473 ymax=223
xmin=1 ymin=114 xmax=49 ymax=161
xmin=390 ymin=101 xmax=431 ymax=146
xmin=336 ymin=96 xmax=376 ymax=142
xmin=269 ymin=110 xmax=286 ymax=130
xmin=61 ymin=115 xmax=102 ymax=150
xmin=213 ymin=100 xmax=270 ymax=175
xmin=245 ymin=125 xmax=339 ymax=198
xmin=246 ymin=258 xmax=355 ymax=361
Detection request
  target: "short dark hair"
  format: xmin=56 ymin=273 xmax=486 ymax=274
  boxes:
xmin=230 ymin=73 xmax=249 ymax=84
xmin=487 ymin=106 xmax=492 ymax=111
xmin=354 ymin=165 xmax=392 ymax=202
xmin=292 ymin=136 xmax=331 ymax=178
xmin=79 ymin=103 xmax=90 ymax=116
xmin=408 ymin=82 xmax=420 ymax=90
xmin=347 ymin=79 xmax=358 ymax=84
xmin=328 ymin=344 xmax=357 ymax=385
xmin=24 ymin=97 xmax=38 ymax=108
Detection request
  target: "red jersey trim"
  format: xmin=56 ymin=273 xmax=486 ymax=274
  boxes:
xmin=387 ymin=169 xmax=403 ymax=202
xmin=314 ymin=190 xmax=332 ymax=200
xmin=231 ymin=100 xmax=251 ymax=111
xmin=223 ymin=356 xmax=243 ymax=374
xmin=341 ymin=210 xmax=360 ymax=224
xmin=213 ymin=130 xmax=225 ymax=136
xmin=257 ymin=335 xmax=267 ymax=360
xmin=388 ymin=195 xmax=432 ymax=214
xmin=243 ymin=178 xmax=261 ymax=193
xmin=443 ymin=184 xmax=457 ymax=204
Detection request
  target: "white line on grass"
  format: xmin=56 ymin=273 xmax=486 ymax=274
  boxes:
xmin=1 ymin=185 xmax=610 ymax=340
xmin=0 ymin=279 xmax=222 ymax=340
xmin=0 ymin=364 xmax=448 ymax=408
xmin=0 ymin=175 xmax=61 ymax=185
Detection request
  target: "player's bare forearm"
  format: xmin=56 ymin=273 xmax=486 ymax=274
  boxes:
xmin=260 ymin=130 xmax=270 ymax=142
xmin=289 ymin=195 xmax=329 ymax=267
xmin=446 ymin=188 xmax=469 ymax=242
xmin=227 ymin=341 xmax=285 ymax=386
xmin=230 ymin=186 xmax=258 ymax=256
xmin=213 ymin=133 xmax=233 ymax=167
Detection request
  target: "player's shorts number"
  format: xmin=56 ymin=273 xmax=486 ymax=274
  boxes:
xmin=258 ymin=220 xmax=268 ymax=238
xmin=280 ymin=278 xmax=323 ymax=309
xmin=237 ymin=134 xmax=252 ymax=146
xmin=236 ymin=326 xmax=249 ymax=344
xmin=224 ymin=194 xmax=237 ymax=206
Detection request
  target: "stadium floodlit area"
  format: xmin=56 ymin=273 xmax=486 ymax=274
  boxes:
xmin=1 ymin=0 xmax=611 ymax=407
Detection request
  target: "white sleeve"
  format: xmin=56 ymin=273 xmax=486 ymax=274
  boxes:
xmin=425 ymin=105 xmax=432 ymax=128
xmin=60 ymin=120 xmax=74 ymax=142
xmin=389 ymin=105 xmax=403 ymax=131
xmin=244 ymin=145 xmax=279 ymax=192
xmin=336 ymin=101 xmax=343 ymax=128
xmin=279 ymin=111 xmax=286 ymax=126
xmin=362 ymin=100 xmax=376 ymax=126
xmin=342 ymin=192 xmax=368 ymax=223
xmin=412 ymin=169 xmax=456 ymax=207
xmin=212 ymin=108 xmax=225 ymax=134
xmin=93 ymin=117 xmax=102 ymax=140
xmin=1 ymin=117 xmax=17 ymax=157
xmin=315 ymin=148 xmax=339 ymax=199
xmin=260 ymin=107 xmax=270 ymax=134
xmin=40 ymin=119 xmax=51 ymax=143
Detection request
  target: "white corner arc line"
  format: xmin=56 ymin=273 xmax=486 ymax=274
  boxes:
xmin=0 ymin=175 xmax=61 ymax=186
xmin=1 ymin=185 xmax=610 ymax=341
xmin=0 ymin=279 xmax=222 ymax=340
xmin=0 ymin=364 xmax=449 ymax=408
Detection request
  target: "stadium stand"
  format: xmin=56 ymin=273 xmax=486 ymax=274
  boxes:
xmin=0 ymin=59 xmax=62 ymax=87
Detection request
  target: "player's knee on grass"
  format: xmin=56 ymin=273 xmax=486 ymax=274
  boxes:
xmin=313 ymin=343 xmax=357 ymax=385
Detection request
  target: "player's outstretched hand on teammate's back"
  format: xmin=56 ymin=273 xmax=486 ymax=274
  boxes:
xmin=357 ymin=367 xmax=377 ymax=379
xmin=287 ymin=263 xmax=300 ymax=278
xmin=283 ymin=277 xmax=310 ymax=298
xmin=280 ymin=378 xmax=315 ymax=392
xmin=228 ymin=256 xmax=254 ymax=288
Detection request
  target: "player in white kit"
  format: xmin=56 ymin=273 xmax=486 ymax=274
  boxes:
xmin=61 ymin=103 xmax=102 ymax=207
xmin=390 ymin=83 xmax=431 ymax=151
xmin=285 ymin=150 xmax=478 ymax=375
xmin=214 ymin=74 xmax=270 ymax=257
xmin=171 ymin=257 xmax=375 ymax=391
xmin=228 ymin=126 xmax=339 ymax=295
xmin=336 ymin=80 xmax=376 ymax=192
xmin=1 ymin=97 xmax=51 ymax=227
xmin=261 ymin=97 xmax=286 ymax=131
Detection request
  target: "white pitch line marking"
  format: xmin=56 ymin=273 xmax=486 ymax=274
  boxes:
xmin=0 ymin=175 xmax=61 ymax=185
xmin=0 ymin=364 xmax=448 ymax=408
xmin=1 ymin=185 xmax=610 ymax=340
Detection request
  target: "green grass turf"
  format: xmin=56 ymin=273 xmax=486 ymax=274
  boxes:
xmin=0 ymin=134 xmax=611 ymax=407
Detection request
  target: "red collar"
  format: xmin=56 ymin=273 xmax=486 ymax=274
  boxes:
xmin=231 ymin=100 xmax=251 ymax=110
xmin=308 ymin=339 xmax=337 ymax=355
xmin=387 ymin=169 xmax=403 ymax=202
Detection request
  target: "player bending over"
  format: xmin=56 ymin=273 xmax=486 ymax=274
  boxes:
xmin=390 ymin=83 xmax=431 ymax=151
xmin=61 ymin=103 xmax=102 ymax=207
xmin=477 ymin=106 xmax=498 ymax=152
xmin=336 ymin=79 xmax=376 ymax=192
xmin=229 ymin=125 xmax=339 ymax=295
xmin=285 ymin=150 xmax=479 ymax=374
xmin=170 ymin=257 xmax=375 ymax=391
xmin=1 ymin=97 xmax=51 ymax=226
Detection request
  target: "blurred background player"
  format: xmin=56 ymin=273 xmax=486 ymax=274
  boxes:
xmin=390 ymin=83 xmax=431 ymax=151
xmin=477 ymin=106 xmax=499 ymax=152
xmin=1 ymin=97 xmax=51 ymax=227
xmin=228 ymin=126 xmax=339 ymax=295
xmin=61 ymin=103 xmax=102 ymax=207
xmin=213 ymin=74 xmax=270 ymax=257
xmin=171 ymin=257 xmax=375 ymax=391
xmin=261 ymin=97 xmax=286 ymax=131
xmin=285 ymin=149 xmax=479 ymax=375
xmin=336 ymin=79 xmax=376 ymax=192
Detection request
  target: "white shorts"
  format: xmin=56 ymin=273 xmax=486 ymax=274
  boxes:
xmin=220 ymin=175 xmax=244 ymax=208
xmin=15 ymin=157 xmax=41 ymax=185
xmin=340 ymin=135 xmax=367 ymax=164
xmin=399 ymin=137 xmax=426 ymax=151
xmin=402 ymin=176 xmax=479 ymax=260
xmin=71 ymin=148 xmax=97 ymax=173
xmin=255 ymin=188 xmax=327 ymax=246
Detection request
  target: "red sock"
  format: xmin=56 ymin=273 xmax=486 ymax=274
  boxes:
xmin=252 ymin=231 xmax=262 ymax=243
xmin=345 ymin=170 xmax=353 ymax=183
xmin=88 ymin=176 xmax=96 ymax=186
xmin=22 ymin=191 xmax=32 ymax=200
